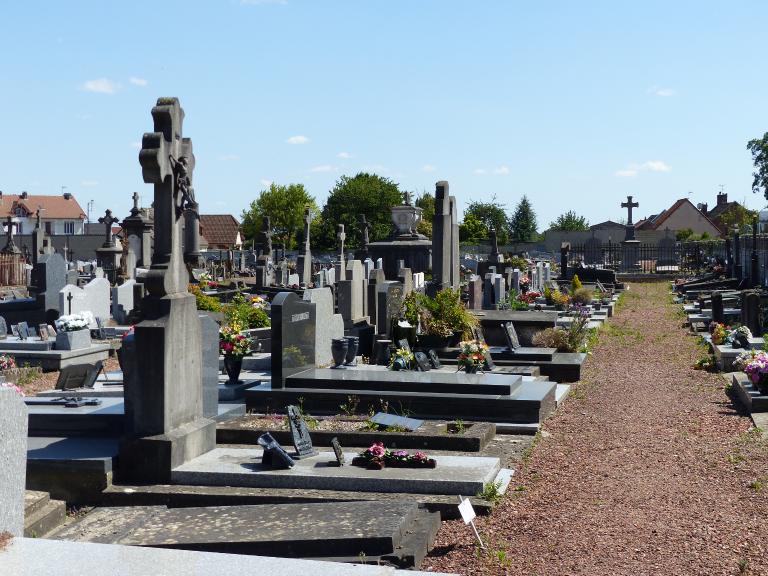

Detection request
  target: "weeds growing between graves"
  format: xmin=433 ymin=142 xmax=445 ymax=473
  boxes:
xmin=477 ymin=480 xmax=504 ymax=504
xmin=339 ymin=395 xmax=360 ymax=416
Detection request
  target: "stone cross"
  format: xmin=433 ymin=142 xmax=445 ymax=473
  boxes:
xmin=489 ymin=227 xmax=499 ymax=256
xmin=138 ymin=97 xmax=194 ymax=297
xmin=35 ymin=209 xmax=42 ymax=229
xmin=302 ymin=208 xmax=311 ymax=253
xmin=337 ymin=224 xmax=346 ymax=256
xmin=130 ymin=191 xmax=140 ymax=216
xmin=67 ymin=291 xmax=73 ymax=315
xmin=261 ymin=216 xmax=273 ymax=257
xmin=2 ymin=217 xmax=19 ymax=254
xmin=98 ymin=209 xmax=119 ymax=247
xmin=621 ymin=195 xmax=639 ymax=225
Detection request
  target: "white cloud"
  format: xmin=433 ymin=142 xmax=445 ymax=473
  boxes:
xmin=260 ymin=179 xmax=273 ymax=187
xmin=615 ymin=160 xmax=671 ymax=177
xmin=80 ymin=78 xmax=120 ymax=95
xmin=337 ymin=152 xmax=352 ymax=159
xmin=286 ymin=135 xmax=309 ymax=145
xmin=80 ymin=180 xmax=99 ymax=187
xmin=218 ymin=154 xmax=240 ymax=161
xmin=648 ymin=86 xmax=676 ymax=97
xmin=310 ymin=165 xmax=334 ymax=173
xmin=473 ymin=168 xmax=487 ymax=175
xmin=493 ymin=165 xmax=510 ymax=175
xmin=421 ymin=164 xmax=437 ymax=172
xmin=129 ymin=76 xmax=148 ymax=87
xmin=641 ymin=160 xmax=671 ymax=172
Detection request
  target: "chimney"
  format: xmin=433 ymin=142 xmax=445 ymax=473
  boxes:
xmin=20 ymin=191 xmax=28 ymax=199
xmin=717 ymin=191 xmax=727 ymax=206
xmin=63 ymin=192 xmax=72 ymax=200
xmin=697 ymin=202 xmax=708 ymax=214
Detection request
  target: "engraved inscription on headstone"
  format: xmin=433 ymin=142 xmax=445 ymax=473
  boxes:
xmin=427 ymin=349 xmax=442 ymax=369
xmin=286 ymin=404 xmax=317 ymax=458
xmin=414 ymin=351 xmax=432 ymax=372
xmin=331 ymin=436 xmax=345 ymax=467
xmin=504 ymin=322 xmax=521 ymax=351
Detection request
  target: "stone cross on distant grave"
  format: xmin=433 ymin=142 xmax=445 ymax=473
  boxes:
xmin=131 ymin=191 xmax=140 ymax=216
xmin=98 ymin=209 xmax=119 ymax=247
xmin=301 ymin=208 xmax=311 ymax=253
xmin=621 ymin=195 xmax=639 ymax=225
xmin=261 ymin=216 xmax=273 ymax=258
xmin=35 ymin=208 xmax=42 ymax=229
xmin=2 ymin=217 xmax=19 ymax=254
xmin=66 ymin=291 xmax=73 ymax=315
xmin=489 ymin=227 xmax=499 ymax=259
xmin=337 ymin=223 xmax=346 ymax=256
xmin=138 ymin=97 xmax=195 ymax=297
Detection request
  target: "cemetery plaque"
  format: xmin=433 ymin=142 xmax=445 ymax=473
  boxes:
xmin=330 ymin=436 xmax=345 ymax=467
xmin=286 ymin=405 xmax=317 ymax=458
xmin=94 ymin=317 xmax=107 ymax=340
xmin=0 ymin=317 xmax=6 ymax=339
xmin=483 ymin=349 xmax=496 ymax=371
xmin=257 ymin=432 xmax=295 ymax=469
xmin=17 ymin=322 xmax=29 ymax=340
xmin=733 ymin=332 xmax=751 ymax=350
xmin=56 ymin=362 xmax=102 ymax=391
xmin=427 ymin=349 xmax=442 ymax=369
xmin=397 ymin=338 xmax=412 ymax=353
xmin=0 ymin=386 xmax=28 ymax=536
xmin=10 ymin=324 xmax=18 ymax=337
xmin=503 ymin=322 xmax=521 ymax=351
xmin=38 ymin=324 xmax=49 ymax=341
xmin=414 ymin=351 xmax=432 ymax=372
xmin=370 ymin=412 xmax=423 ymax=431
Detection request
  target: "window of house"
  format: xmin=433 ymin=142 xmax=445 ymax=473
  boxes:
xmin=45 ymin=222 xmax=52 ymax=235
xmin=16 ymin=223 xmax=22 ymax=234
xmin=14 ymin=207 xmax=25 ymax=217
xmin=64 ymin=221 xmax=75 ymax=235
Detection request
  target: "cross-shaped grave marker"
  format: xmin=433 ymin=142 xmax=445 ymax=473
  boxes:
xmin=138 ymin=97 xmax=195 ymax=297
xmin=98 ymin=209 xmax=119 ymax=247
xmin=621 ymin=195 xmax=639 ymax=225
xmin=2 ymin=217 xmax=19 ymax=254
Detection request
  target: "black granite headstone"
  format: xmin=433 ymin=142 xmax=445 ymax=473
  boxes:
xmin=286 ymin=404 xmax=317 ymax=458
xmin=270 ymin=292 xmax=316 ymax=388
xmin=330 ymin=437 xmax=345 ymax=467
xmin=0 ymin=316 xmax=7 ymax=339
xmin=258 ymin=432 xmax=295 ymax=469
xmin=17 ymin=322 xmax=29 ymax=340
xmin=414 ymin=351 xmax=432 ymax=371
xmin=56 ymin=362 xmax=102 ymax=391
xmin=483 ymin=349 xmax=495 ymax=371
xmin=503 ymin=322 xmax=521 ymax=351
xmin=427 ymin=349 xmax=442 ymax=369
xmin=397 ymin=338 xmax=412 ymax=353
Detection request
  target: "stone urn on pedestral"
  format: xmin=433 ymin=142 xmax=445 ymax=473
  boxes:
xmin=219 ymin=325 xmax=253 ymax=385
xmin=54 ymin=312 xmax=94 ymax=351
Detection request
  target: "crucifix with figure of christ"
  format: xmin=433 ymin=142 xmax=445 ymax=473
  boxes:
xmin=621 ymin=195 xmax=639 ymax=241
xmin=2 ymin=217 xmax=20 ymax=254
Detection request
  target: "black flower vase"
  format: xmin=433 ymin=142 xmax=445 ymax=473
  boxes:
xmin=331 ymin=338 xmax=348 ymax=369
xmin=344 ymin=336 xmax=359 ymax=366
xmin=224 ymin=354 xmax=243 ymax=384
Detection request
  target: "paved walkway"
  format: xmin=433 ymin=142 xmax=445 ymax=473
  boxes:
xmin=425 ymin=283 xmax=767 ymax=575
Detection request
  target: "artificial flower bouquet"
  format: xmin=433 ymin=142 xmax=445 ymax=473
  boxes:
xmin=219 ymin=324 xmax=253 ymax=357
xmin=55 ymin=311 xmax=94 ymax=332
xmin=457 ymin=339 xmax=489 ymax=373
xmin=352 ymin=441 xmax=436 ymax=470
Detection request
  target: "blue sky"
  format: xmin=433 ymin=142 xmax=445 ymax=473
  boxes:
xmin=1 ymin=0 xmax=767 ymax=230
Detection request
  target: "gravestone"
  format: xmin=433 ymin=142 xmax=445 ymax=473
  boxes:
xmin=296 ymin=208 xmax=313 ymax=286
xmin=364 ymin=258 xmax=374 ymax=279
xmin=468 ymin=276 xmax=482 ymax=310
xmin=657 ymin=231 xmax=677 ymax=267
xmin=111 ymin=279 xmax=136 ymax=325
xmin=376 ymin=281 xmax=404 ymax=336
xmin=741 ymin=290 xmax=762 ymax=336
xmin=427 ymin=349 xmax=442 ymax=369
xmin=398 ymin=267 xmax=413 ymax=296
xmin=58 ymin=277 xmax=110 ymax=328
xmin=302 ymin=287 xmax=343 ymax=367
xmin=200 ymin=314 xmax=219 ymax=419
xmin=335 ymin=224 xmax=346 ymax=281
xmin=711 ymin=291 xmax=724 ymax=325
xmin=331 ymin=437 xmax=345 ymax=466
xmin=504 ymin=322 xmax=521 ymax=350
xmin=258 ymin=432 xmax=295 ymax=469
xmin=0 ymin=316 xmax=7 ymax=338
xmin=431 ymin=180 xmax=460 ymax=291
xmin=271 ymin=291 xmax=316 ymax=388
xmin=337 ymin=260 xmax=367 ymax=328
xmin=0 ymin=385 xmax=27 ymax=536
xmin=120 ymin=97 xmax=215 ymax=483
xmin=30 ymin=252 xmax=68 ymax=316
xmin=414 ymin=351 xmax=432 ymax=371
xmin=493 ymin=276 xmax=505 ymax=307
xmin=376 ymin=258 xmax=383 ymax=269
xmin=286 ymin=405 xmax=317 ymax=458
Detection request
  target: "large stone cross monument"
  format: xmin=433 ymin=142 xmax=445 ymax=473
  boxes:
xmin=621 ymin=195 xmax=639 ymax=241
xmin=120 ymin=97 xmax=215 ymax=482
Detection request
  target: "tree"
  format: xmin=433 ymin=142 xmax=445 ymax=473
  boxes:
xmin=415 ymin=189 xmax=434 ymax=239
xmin=717 ymin=203 xmax=758 ymax=234
xmin=240 ymin=183 xmax=317 ymax=249
xmin=508 ymin=195 xmax=538 ymax=242
xmin=464 ymin=196 xmax=509 ymax=244
xmin=459 ymin=213 xmax=487 ymax=244
xmin=747 ymin=133 xmax=768 ymax=199
xmin=549 ymin=210 xmax=590 ymax=231
xmin=317 ymin=172 xmax=403 ymax=250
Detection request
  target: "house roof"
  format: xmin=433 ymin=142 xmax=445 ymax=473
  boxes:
xmin=199 ymin=214 xmax=241 ymax=247
xmin=707 ymin=201 xmax=739 ymax=221
xmin=637 ymin=198 xmax=720 ymax=231
xmin=0 ymin=193 xmax=86 ymax=220
xmin=589 ymin=220 xmax=626 ymax=230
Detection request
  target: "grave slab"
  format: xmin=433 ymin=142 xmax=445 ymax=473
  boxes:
xmin=172 ymin=446 xmax=505 ymax=496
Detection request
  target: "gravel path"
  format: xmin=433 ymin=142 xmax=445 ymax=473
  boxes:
xmin=424 ymin=283 xmax=768 ymax=576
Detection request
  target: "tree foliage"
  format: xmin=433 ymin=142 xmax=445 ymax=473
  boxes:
xmin=549 ymin=210 xmax=590 ymax=231
xmin=459 ymin=213 xmax=487 ymax=244
xmin=717 ymin=203 xmax=757 ymax=233
xmin=508 ymin=195 xmax=538 ymax=242
xmin=240 ymin=183 xmax=317 ymax=249
xmin=415 ymin=190 xmax=434 ymax=239
xmin=464 ymin=196 xmax=509 ymax=244
xmin=315 ymin=173 xmax=403 ymax=250
xmin=747 ymin=133 xmax=768 ymax=199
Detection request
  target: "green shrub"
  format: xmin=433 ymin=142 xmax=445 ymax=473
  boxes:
xmin=505 ymin=256 xmax=528 ymax=271
xmin=570 ymin=274 xmax=582 ymax=293
xmin=223 ymin=292 xmax=270 ymax=328
xmin=571 ymin=287 xmax=593 ymax=306
xmin=189 ymin=284 xmax=221 ymax=312
xmin=532 ymin=327 xmax=571 ymax=352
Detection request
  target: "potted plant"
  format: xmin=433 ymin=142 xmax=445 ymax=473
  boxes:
xmin=54 ymin=312 xmax=94 ymax=350
xmin=709 ymin=322 xmax=728 ymax=345
xmin=219 ymin=323 xmax=253 ymax=384
xmin=388 ymin=347 xmax=415 ymax=371
xmin=741 ymin=351 xmax=768 ymax=395
xmin=412 ymin=289 xmax=479 ymax=348
xmin=456 ymin=339 xmax=489 ymax=374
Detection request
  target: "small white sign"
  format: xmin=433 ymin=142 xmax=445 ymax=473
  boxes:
xmin=458 ymin=497 xmax=476 ymax=524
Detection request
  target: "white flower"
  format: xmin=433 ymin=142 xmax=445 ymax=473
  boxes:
xmin=55 ymin=311 xmax=95 ymax=332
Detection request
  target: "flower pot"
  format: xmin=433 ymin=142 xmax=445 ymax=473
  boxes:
xmin=331 ymin=338 xmax=348 ymax=368
xmin=55 ymin=329 xmax=91 ymax=351
xmin=224 ymin=354 xmax=243 ymax=384
xmin=344 ymin=336 xmax=359 ymax=366
xmin=461 ymin=364 xmax=482 ymax=374
xmin=755 ymin=374 xmax=768 ymax=396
